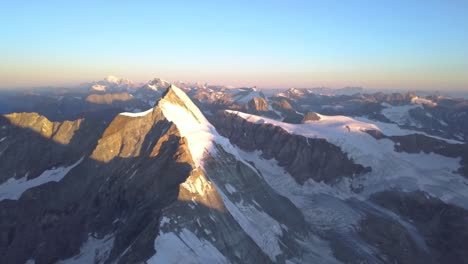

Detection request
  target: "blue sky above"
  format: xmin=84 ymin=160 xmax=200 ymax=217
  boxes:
xmin=1 ymin=0 xmax=467 ymax=90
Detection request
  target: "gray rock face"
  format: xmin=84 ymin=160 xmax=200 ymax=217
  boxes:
xmin=0 ymin=88 xmax=195 ymax=264
xmin=246 ymin=97 xmax=269 ymax=113
xmin=371 ymin=191 xmax=468 ymax=264
xmin=2 ymin=84 xmax=467 ymax=264
xmin=211 ymin=111 xmax=370 ymax=184
xmin=0 ymin=113 xmax=107 ymax=183
xmin=271 ymin=99 xmax=304 ymax=124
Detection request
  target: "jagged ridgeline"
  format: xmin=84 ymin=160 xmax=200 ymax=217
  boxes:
xmin=1 ymin=85 xmax=468 ymax=264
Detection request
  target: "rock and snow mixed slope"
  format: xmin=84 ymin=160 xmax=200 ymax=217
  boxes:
xmin=148 ymin=86 xmax=335 ymax=263
xmin=213 ymin=110 xmax=468 ymax=263
xmin=2 ymin=84 xmax=468 ymax=264
xmin=221 ymin=110 xmax=468 ymax=207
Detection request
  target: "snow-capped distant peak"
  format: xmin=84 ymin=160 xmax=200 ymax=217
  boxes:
xmin=144 ymin=78 xmax=171 ymax=91
xmin=104 ymin=75 xmax=122 ymax=84
xmin=91 ymin=84 xmax=107 ymax=92
xmin=410 ymin=96 xmax=437 ymax=107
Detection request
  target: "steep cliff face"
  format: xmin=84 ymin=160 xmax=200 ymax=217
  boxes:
xmin=211 ymin=111 xmax=369 ymax=184
xmin=246 ymin=97 xmax=269 ymax=112
xmin=0 ymin=86 xmax=323 ymax=264
xmin=271 ymin=99 xmax=304 ymax=123
xmin=0 ymin=113 xmax=106 ymax=183
xmin=3 ymin=85 xmax=468 ymax=264
xmin=0 ymin=88 xmax=196 ymax=264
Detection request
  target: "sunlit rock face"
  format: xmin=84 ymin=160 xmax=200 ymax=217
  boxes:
xmin=0 ymin=86 xmax=195 ymax=263
xmin=0 ymin=113 xmax=105 ymax=182
xmin=0 ymin=86 xmax=310 ymax=263
xmin=2 ymin=84 xmax=468 ymax=264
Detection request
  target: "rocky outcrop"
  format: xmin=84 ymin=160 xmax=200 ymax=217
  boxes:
xmin=246 ymin=97 xmax=269 ymax=113
xmin=301 ymin=112 xmax=320 ymax=123
xmin=0 ymin=89 xmax=197 ymax=263
xmin=243 ymin=97 xmax=280 ymax=119
xmin=0 ymin=86 xmax=315 ymax=263
xmin=271 ymin=99 xmax=304 ymax=123
xmin=0 ymin=113 xmax=106 ymax=183
xmin=212 ymin=111 xmax=370 ymax=184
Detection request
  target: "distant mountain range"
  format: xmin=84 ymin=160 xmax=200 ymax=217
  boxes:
xmin=0 ymin=77 xmax=468 ymax=263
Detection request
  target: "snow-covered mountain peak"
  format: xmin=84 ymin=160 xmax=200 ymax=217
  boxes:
xmin=104 ymin=75 xmax=122 ymax=84
xmin=157 ymin=85 xmax=243 ymax=167
xmin=86 ymin=75 xmax=136 ymax=92
xmin=142 ymin=78 xmax=171 ymax=91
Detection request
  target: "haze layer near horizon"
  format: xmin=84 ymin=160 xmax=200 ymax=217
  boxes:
xmin=1 ymin=0 xmax=467 ymax=90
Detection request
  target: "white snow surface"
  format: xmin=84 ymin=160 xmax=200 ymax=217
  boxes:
xmin=237 ymin=149 xmax=360 ymax=232
xmin=91 ymin=84 xmax=107 ymax=92
xmin=0 ymin=158 xmax=83 ymax=201
xmin=159 ymin=85 xmax=248 ymax=167
xmin=119 ymin=108 xmax=153 ymax=117
xmin=381 ymin=104 xmax=422 ymax=127
xmin=411 ymin=96 xmax=437 ymax=107
xmin=148 ymin=228 xmax=228 ymax=264
xmin=380 ymin=97 xmax=437 ymax=128
xmin=228 ymin=110 xmax=468 ymax=209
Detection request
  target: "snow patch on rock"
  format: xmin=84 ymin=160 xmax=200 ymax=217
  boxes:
xmin=148 ymin=229 xmax=228 ymax=264
xmin=0 ymin=158 xmax=84 ymax=201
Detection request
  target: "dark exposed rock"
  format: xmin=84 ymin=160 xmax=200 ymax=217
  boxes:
xmin=212 ymin=111 xmax=370 ymax=184
xmin=359 ymin=213 xmax=434 ymax=264
xmin=371 ymin=191 xmax=468 ymax=264
xmin=0 ymin=113 xmax=107 ymax=183
xmin=271 ymin=99 xmax=304 ymax=124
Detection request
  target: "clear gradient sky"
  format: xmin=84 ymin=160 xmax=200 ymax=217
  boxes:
xmin=1 ymin=0 xmax=467 ymax=90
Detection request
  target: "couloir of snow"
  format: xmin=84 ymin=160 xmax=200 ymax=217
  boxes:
xmin=227 ymin=110 xmax=468 ymax=210
xmin=0 ymin=158 xmax=83 ymax=201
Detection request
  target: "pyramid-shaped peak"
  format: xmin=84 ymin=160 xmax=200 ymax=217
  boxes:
xmin=159 ymin=85 xmax=205 ymax=121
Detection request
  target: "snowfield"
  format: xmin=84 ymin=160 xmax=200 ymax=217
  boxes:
xmin=149 ymin=228 xmax=228 ymax=264
xmin=227 ymin=110 xmax=468 ymax=209
xmin=0 ymin=158 xmax=83 ymax=201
